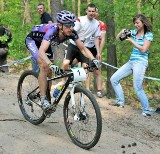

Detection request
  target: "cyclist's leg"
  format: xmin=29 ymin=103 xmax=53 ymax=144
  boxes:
xmin=78 ymin=51 xmax=90 ymax=89
xmin=78 ymin=47 xmax=94 ymax=91
xmin=62 ymin=43 xmax=78 ymax=69
xmin=62 ymin=43 xmax=78 ymax=83
xmin=37 ymin=58 xmax=48 ymax=96
xmin=25 ymin=37 xmax=50 ymax=109
xmin=46 ymin=45 xmax=54 ymax=90
xmin=25 ymin=38 xmax=40 ymax=73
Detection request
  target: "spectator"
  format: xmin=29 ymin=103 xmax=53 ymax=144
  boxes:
xmin=25 ymin=10 xmax=100 ymax=110
xmin=62 ymin=4 xmax=101 ymax=95
xmin=87 ymin=7 xmax=107 ymax=97
xmin=0 ymin=25 xmax=12 ymax=73
xmin=110 ymin=14 xmax=153 ymax=117
xmin=37 ymin=3 xmax=53 ymax=24
xmin=95 ymin=8 xmax=106 ymax=56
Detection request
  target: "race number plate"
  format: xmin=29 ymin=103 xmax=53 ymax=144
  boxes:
xmin=71 ymin=67 xmax=87 ymax=82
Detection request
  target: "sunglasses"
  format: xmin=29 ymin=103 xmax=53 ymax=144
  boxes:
xmin=63 ymin=23 xmax=75 ymax=27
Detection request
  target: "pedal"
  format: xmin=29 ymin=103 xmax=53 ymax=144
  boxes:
xmin=44 ymin=105 xmax=57 ymax=118
xmin=44 ymin=110 xmax=52 ymax=118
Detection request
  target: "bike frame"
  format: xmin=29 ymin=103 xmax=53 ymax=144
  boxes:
xmin=48 ymin=72 xmax=85 ymax=113
xmin=27 ymin=68 xmax=89 ymax=113
xmin=48 ymin=72 xmax=73 ymax=106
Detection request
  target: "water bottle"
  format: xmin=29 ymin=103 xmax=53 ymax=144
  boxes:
xmin=53 ymin=85 xmax=63 ymax=98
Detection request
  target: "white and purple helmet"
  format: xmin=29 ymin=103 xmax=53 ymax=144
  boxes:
xmin=56 ymin=10 xmax=76 ymax=24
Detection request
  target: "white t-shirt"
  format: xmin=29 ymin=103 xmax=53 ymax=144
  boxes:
xmin=70 ymin=15 xmax=101 ymax=48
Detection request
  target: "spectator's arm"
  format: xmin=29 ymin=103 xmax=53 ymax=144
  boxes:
xmin=99 ymin=32 xmax=106 ymax=54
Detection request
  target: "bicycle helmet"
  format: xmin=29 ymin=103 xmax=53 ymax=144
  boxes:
xmin=56 ymin=10 xmax=76 ymax=24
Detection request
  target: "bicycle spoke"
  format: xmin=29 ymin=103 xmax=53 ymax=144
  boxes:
xmin=64 ymin=86 xmax=102 ymax=149
xmin=17 ymin=70 xmax=46 ymax=125
xmin=68 ymin=94 xmax=97 ymax=143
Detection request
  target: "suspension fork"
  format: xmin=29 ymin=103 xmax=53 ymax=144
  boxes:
xmin=70 ymin=82 xmax=85 ymax=114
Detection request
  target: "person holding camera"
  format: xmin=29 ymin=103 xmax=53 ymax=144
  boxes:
xmin=110 ymin=14 xmax=153 ymax=117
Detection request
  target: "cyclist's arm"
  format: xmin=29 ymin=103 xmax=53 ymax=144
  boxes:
xmin=75 ymin=39 xmax=95 ymax=60
xmin=38 ymin=40 xmax=51 ymax=65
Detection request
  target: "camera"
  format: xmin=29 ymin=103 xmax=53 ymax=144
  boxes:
xmin=119 ymin=29 xmax=131 ymax=41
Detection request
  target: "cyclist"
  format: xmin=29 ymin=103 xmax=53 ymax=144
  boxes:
xmin=25 ymin=10 xmax=101 ymax=110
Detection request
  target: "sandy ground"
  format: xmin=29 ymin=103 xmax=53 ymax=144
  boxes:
xmin=0 ymin=72 xmax=160 ymax=154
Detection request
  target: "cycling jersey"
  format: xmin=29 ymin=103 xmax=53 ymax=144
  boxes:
xmin=26 ymin=23 xmax=79 ymax=60
xmin=27 ymin=24 xmax=78 ymax=46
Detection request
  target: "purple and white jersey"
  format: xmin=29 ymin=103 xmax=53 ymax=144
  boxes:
xmin=26 ymin=23 xmax=79 ymax=60
xmin=27 ymin=23 xmax=79 ymax=46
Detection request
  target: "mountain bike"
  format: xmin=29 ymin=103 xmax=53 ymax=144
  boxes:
xmin=17 ymin=66 xmax=102 ymax=149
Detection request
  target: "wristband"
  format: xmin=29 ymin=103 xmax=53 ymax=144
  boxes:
xmin=48 ymin=62 xmax=53 ymax=67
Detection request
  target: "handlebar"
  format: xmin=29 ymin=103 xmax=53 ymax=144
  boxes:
xmin=53 ymin=65 xmax=98 ymax=78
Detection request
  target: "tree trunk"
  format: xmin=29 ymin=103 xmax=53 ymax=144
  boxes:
xmin=50 ymin=0 xmax=62 ymax=22
xmin=23 ymin=0 xmax=31 ymax=25
xmin=78 ymin=0 xmax=81 ymax=17
xmin=47 ymin=0 xmax=51 ymax=14
xmin=50 ymin=0 xmax=65 ymax=65
xmin=87 ymin=0 xmax=91 ymax=4
xmin=0 ymin=0 xmax=4 ymax=12
xmin=72 ymin=0 xmax=76 ymax=14
xmin=137 ymin=0 xmax=142 ymax=13
xmin=105 ymin=0 xmax=117 ymax=98
xmin=61 ymin=0 xmax=64 ymax=5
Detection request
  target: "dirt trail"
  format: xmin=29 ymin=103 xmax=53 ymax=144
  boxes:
xmin=0 ymin=72 xmax=160 ymax=154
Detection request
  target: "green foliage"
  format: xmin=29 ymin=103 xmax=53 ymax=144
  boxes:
xmin=0 ymin=34 xmax=8 ymax=42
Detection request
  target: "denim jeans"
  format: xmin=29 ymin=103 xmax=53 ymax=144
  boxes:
xmin=31 ymin=57 xmax=40 ymax=73
xmin=110 ymin=60 xmax=150 ymax=113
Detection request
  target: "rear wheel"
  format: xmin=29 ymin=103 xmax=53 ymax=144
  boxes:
xmin=63 ymin=85 xmax=102 ymax=149
xmin=17 ymin=70 xmax=49 ymax=125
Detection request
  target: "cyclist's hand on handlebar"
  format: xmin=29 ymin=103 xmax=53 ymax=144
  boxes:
xmin=49 ymin=63 xmax=64 ymax=75
xmin=91 ymin=59 xmax=101 ymax=69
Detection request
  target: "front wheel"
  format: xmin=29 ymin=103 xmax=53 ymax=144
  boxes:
xmin=63 ymin=85 xmax=102 ymax=149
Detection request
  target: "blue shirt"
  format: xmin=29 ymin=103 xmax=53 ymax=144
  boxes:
xmin=129 ymin=29 xmax=153 ymax=62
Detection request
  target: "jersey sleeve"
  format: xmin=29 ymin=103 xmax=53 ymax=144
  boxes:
xmin=43 ymin=25 xmax=57 ymax=42
xmin=100 ymin=21 xmax=107 ymax=33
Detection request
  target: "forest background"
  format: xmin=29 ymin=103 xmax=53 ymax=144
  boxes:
xmin=0 ymin=0 xmax=160 ymax=109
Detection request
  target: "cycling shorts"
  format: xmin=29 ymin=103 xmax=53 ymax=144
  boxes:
xmin=65 ymin=43 xmax=89 ymax=64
